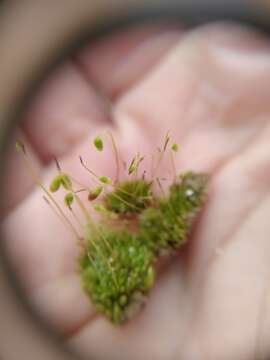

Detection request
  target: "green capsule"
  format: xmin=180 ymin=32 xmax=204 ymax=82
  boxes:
xmin=93 ymin=136 xmax=103 ymax=151
xmin=88 ymin=186 xmax=103 ymax=201
xmin=49 ymin=175 xmax=62 ymax=192
xmin=128 ymin=164 xmax=136 ymax=175
xmin=60 ymin=173 xmax=72 ymax=190
xmin=64 ymin=192 xmax=74 ymax=207
xmin=99 ymin=176 xmax=112 ymax=185
xmin=171 ymin=143 xmax=178 ymax=152
xmin=128 ymin=157 xmax=136 ymax=175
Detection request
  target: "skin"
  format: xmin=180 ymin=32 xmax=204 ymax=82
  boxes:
xmin=2 ymin=21 xmax=270 ymax=360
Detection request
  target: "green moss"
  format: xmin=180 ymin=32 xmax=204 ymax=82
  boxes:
xmin=139 ymin=172 xmax=207 ymax=254
xmin=166 ymin=172 xmax=208 ymax=243
xmin=18 ymin=135 xmax=208 ymax=325
xmin=104 ymin=179 xmax=152 ymax=214
xmin=79 ymin=172 xmax=208 ymax=323
xmin=169 ymin=172 xmax=208 ymax=218
xmin=79 ymin=225 xmax=155 ymax=324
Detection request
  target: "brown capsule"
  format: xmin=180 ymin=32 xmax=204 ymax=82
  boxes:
xmin=88 ymin=186 xmax=103 ymax=201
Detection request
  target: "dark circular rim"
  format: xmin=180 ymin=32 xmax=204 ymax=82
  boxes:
xmin=0 ymin=2 xmax=269 ymax=359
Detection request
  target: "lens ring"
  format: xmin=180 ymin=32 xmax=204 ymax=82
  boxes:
xmin=0 ymin=1 xmax=269 ymax=359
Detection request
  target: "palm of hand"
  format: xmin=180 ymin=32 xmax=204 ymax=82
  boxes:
xmin=3 ymin=23 xmax=270 ymax=360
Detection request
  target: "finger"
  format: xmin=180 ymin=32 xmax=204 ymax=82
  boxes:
xmin=75 ymin=22 xmax=183 ymax=99
xmin=30 ymin=273 xmax=95 ymax=336
xmin=183 ymin=127 xmax=270 ymax=359
xmin=5 ymin=50 xmax=117 ymax=213
xmin=114 ymin=22 xmax=270 ymax=164
xmin=23 ymin=60 xmax=110 ymax=162
xmin=21 ymin=21 xmax=182 ymax=165
xmin=188 ymin=124 xmax=270 ymax=276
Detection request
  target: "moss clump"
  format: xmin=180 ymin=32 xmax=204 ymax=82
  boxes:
xmin=17 ymin=134 xmax=208 ymax=325
xmin=104 ymin=179 xmax=152 ymax=214
xmin=79 ymin=225 xmax=154 ymax=324
xmin=78 ymin=172 xmax=208 ymax=323
xmin=139 ymin=172 xmax=208 ymax=254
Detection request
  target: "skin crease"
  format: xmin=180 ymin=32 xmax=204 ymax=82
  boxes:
xmin=2 ymin=21 xmax=270 ymax=360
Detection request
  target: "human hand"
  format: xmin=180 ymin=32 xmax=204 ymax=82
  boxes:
xmin=3 ymin=22 xmax=270 ymax=360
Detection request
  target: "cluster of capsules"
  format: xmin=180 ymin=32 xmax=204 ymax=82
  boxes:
xmin=16 ymin=132 xmax=208 ymax=324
